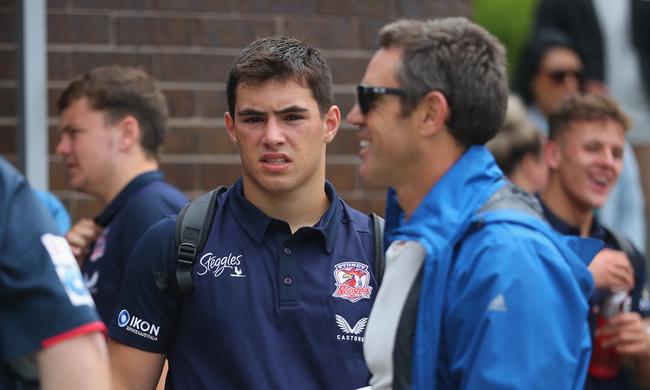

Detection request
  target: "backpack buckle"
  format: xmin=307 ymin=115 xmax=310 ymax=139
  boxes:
xmin=177 ymin=242 xmax=197 ymax=267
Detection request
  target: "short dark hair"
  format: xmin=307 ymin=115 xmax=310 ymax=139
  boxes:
xmin=58 ymin=65 xmax=168 ymax=159
xmin=226 ymin=36 xmax=333 ymax=118
xmin=378 ymin=17 xmax=508 ymax=146
xmin=487 ymin=96 xmax=543 ymax=176
xmin=548 ymin=94 xmax=630 ymax=140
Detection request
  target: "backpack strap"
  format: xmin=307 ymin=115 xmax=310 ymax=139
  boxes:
xmin=603 ymin=227 xmax=644 ymax=270
xmin=175 ymin=186 xmax=227 ymax=295
xmin=371 ymin=212 xmax=386 ymax=287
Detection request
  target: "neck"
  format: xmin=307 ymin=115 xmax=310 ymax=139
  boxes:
xmin=540 ymin=177 xmax=594 ymax=237
xmin=242 ymin=175 xmax=330 ymax=234
xmin=97 ymin=158 xmax=159 ymax=205
xmin=395 ymin=135 xmax=464 ymax=220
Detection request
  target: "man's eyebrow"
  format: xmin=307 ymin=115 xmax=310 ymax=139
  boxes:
xmin=237 ymin=108 xmax=265 ymax=116
xmin=274 ymin=106 xmax=309 ymax=115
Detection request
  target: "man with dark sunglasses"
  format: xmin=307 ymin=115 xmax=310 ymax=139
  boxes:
xmin=347 ymin=18 xmax=598 ymax=389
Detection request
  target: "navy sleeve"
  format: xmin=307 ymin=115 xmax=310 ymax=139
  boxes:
xmin=118 ymin=186 xmax=186 ymax=270
xmin=108 ymin=217 xmax=179 ymax=353
xmin=0 ymin=160 xmax=103 ymax=362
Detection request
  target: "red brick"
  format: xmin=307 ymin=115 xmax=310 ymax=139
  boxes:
xmin=200 ymin=18 xmax=276 ymax=48
xmin=49 ymin=160 xmax=69 ymax=191
xmin=285 ymin=18 xmax=361 ymax=49
xmin=328 ymin=57 xmax=370 ymax=85
xmin=64 ymin=196 xmax=103 ymax=221
xmin=48 ymin=87 xmax=64 ymax=117
xmin=328 ymin=127 xmax=360 ymax=156
xmin=200 ymin=162 xmax=241 ymax=190
xmin=197 ymin=90 xmax=228 ymax=118
xmin=153 ymin=0 xmax=235 ymax=12
xmin=0 ymin=125 xmax=16 ymax=154
xmin=165 ymin=127 xmax=237 ymax=155
xmin=67 ymin=52 xmax=155 ymax=81
xmin=0 ymin=49 xmax=16 ymax=79
xmin=0 ymin=86 xmax=16 ymax=116
xmin=164 ymin=89 xmax=196 ymax=118
xmin=47 ymin=51 xmax=70 ymax=80
xmin=333 ymin=92 xmax=357 ymax=119
xmin=115 ymin=16 xmax=199 ymax=46
xmin=315 ymin=0 xmax=397 ymax=19
xmin=0 ymin=10 xmax=16 ymax=44
xmin=358 ymin=20 xmax=386 ymax=49
xmin=326 ymin=163 xmax=358 ymax=192
xmin=68 ymin=0 xmax=156 ymax=10
xmin=48 ymin=14 xmax=111 ymax=44
xmin=160 ymin=161 xmax=202 ymax=191
xmin=397 ymin=0 xmax=471 ymax=18
xmin=236 ymin=0 xmax=315 ymax=14
xmin=158 ymin=53 xmax=232 ymax=82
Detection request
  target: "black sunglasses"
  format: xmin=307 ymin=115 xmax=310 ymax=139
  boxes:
xmin=545 ymin=69 xmax=583 ymax=84
xmin=357 ymin=84 xmax=406 ymax=114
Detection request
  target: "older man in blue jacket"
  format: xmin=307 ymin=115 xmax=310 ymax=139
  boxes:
xmin=347 ymin=18 xmax=599 ymax=389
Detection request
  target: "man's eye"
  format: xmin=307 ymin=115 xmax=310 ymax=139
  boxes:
xmin=285 ymin=114 xmax=304 ymax=121
xmin=243 ymin=117 xmax=263 ymax=124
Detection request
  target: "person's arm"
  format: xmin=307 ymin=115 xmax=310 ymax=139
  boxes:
xmin=109 ymin=339 xmax=165 ymax=390
xmin=36 ymin=331 xmax=110 ymax=390
xmin=588 ymin=249 xmax=635 ymax=290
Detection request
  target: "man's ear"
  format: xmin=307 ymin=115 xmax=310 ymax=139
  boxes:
xmin=224 ymin=112 xmax=238 ymax=144
xmin=419 ymin=90 xmax=449 ymax=137
xmin=544 ymin=139 xmax=561 ymax=170
xmin=323 ymin=105 xmax=341 ymax=144
xmin=117 ymin=115 xmax=140 ymax=151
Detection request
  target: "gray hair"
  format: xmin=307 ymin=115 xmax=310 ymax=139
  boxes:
xmin=379 ymin=17 xmax=508 ymax=146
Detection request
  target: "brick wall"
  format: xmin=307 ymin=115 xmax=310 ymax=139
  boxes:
xmin=0 ymin=0 xmax=471 ymax=221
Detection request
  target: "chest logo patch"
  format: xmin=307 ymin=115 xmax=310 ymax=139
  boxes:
xmin=332 ymin=261 xmax=372 ymax=302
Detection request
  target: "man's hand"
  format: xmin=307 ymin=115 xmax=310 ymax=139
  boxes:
xmin=65 ymin=219 xmax=102 ymax=267
xmin=588 ymin=249 xmax=635 ymax=290
xmin=598 ymin=312 xmax=650 ymax=358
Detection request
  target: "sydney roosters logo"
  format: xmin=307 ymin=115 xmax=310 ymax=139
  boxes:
xmin=332 ymin=261 xmax=372 ymax=303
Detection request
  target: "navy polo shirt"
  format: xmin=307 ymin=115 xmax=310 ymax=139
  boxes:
xmin=83 ymin=171 xmax=187 ymax=324
xmin=540 ymin=200 xmax=650 ymax=390
xmin=0 ymin=157 xmax=103 ymax=388
xmin=109 ymin=178 xmax=378 ymax=389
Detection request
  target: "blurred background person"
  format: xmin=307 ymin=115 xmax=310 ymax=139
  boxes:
xmin=33 ymin=189 xmax=71 ymax=235
xmin=487 ymin=95 xmax=548 ymax=194
xmin=514 ymin=28 xmax=646 ymax=254
xmin=0 ymin=156 xmax=110 ymax=390
xmin=532 ymin=0 xmax=650 ymax=257
xmin=55 ymin=65 xmax=187 ymax=325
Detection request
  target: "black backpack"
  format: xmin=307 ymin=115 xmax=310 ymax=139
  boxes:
xmin=174 ymin=187 xmax=386 ymax=295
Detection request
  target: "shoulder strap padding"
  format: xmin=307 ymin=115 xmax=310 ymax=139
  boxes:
xmin=371 ymin=212 xmax=386 ymax=287
xmin=175 ymin=186 xmax=227 ymax=295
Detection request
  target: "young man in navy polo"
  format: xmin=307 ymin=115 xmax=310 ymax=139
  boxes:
xmin=539 ymin=94 xmax=650 ymax=389
xmin=108 ymin=37 xmax=380 ymax=389
xmin=56 ymin=65 xmax=188 ymax=324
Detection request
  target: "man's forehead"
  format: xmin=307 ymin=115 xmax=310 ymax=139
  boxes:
xmin=362 ymin=47 xmax=403 ymax=87
xmin=235 ymin=78 xmax=318 ymax=112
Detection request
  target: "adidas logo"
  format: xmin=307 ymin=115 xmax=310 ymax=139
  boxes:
xmin=487 ymin=293 xmax=507 ymax=312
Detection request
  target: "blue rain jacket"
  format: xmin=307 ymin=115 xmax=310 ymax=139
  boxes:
xmin=384 ymin=146 xmax=598 ymax=389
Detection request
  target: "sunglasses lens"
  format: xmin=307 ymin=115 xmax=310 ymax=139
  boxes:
xmin=357 ymin=86 xmax=374 ymax=114
xmin=548 ymin=70 xmax=582 ymax=84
